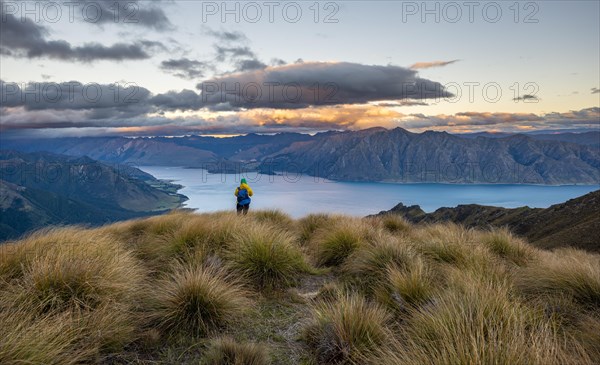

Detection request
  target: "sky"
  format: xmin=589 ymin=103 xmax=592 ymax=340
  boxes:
xmin=0 ymin=0 xmax=599 ymax=138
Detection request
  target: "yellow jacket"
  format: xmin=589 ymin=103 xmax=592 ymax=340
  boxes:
xmin=234 ymin=183 xmax=253 ymax=197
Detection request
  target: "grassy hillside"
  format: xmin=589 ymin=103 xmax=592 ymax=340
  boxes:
xmin=0 ymin=150 xmax=187 ymax=240
xmin=377 ymin=189 xmax=600 ymax=252
xmin=1 ymin=211 xmax=599 ymax=364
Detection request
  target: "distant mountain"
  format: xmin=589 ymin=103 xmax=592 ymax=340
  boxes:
xmin=375 ymin=190 xmax=600 ymax=252
xmin=459 ymin=131 xmax=600 ymax=146
xmin=0 ymin=150 xmax=187 ymax=240
xmin=0 ymin=137 xmax=217 ymax=167
xmin=2 ymin=127 xmax=599 ymax=184
xmin=262 ymin=128 xmax=600 ymax=184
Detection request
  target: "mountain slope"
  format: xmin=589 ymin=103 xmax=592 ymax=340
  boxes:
xmin=376 ymin=190 xmax=600 ymax=252
xmin=0 ymin=150 xmax=187 ymax=240
xmin=0 ymin=137 xmax=217 ymax=167
xmin=263 ymin=128 xmax=600 ymax=184
xmin=459 ymin=131 xmax=600 ymax=146
xmin=2 ymin=128 xmax=599 ymax=184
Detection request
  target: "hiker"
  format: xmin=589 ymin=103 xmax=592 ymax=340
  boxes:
xmin=234 ymin=178 xmax=253 ymax=215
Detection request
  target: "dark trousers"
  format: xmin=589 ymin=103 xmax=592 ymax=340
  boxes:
xmin=236 ymin=203 xmax=249 ymax=215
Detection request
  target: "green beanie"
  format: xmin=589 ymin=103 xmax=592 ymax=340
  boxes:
xmin=241 ymin=178 xmax=247 ymax=184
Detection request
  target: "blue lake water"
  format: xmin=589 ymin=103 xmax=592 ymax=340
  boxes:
xmin=139 ymin=166 xmax=599 ymax=218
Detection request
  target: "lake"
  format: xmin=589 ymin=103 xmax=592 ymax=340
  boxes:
xmin=139 ymin=166 xmax=600 ymax=218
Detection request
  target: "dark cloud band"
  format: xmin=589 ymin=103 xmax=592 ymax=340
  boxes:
xmin=0 ymin=9 xmax=162 ymax=62
xmin=196 ymin=62 xmax=453 ymax=110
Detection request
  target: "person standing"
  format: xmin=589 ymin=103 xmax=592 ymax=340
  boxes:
xmin=234 ymin=178 xmax=253 ymax=215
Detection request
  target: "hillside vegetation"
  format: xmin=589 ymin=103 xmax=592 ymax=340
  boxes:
xmin=1 ymin=211 xmax=599 ymax=364
xmin=0 ymin=150 xmax=186 ymax=240
xmin=377 ymin=189 xmax=600 ymax=252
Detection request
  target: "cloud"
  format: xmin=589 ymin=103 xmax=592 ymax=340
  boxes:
xmin=409 ymin=60 xmax=459 ymax=70
xmin=0 ymin=10 xmax=162 ymax=62
xmin=235 ymin=59 xmax=268 ymax=72
xmin=204 ymin=28 xmax=248 ymax=42
xmin=399 ymin=108 xmax=599 ymax=133
xmin=3 ymin=95 xmax=599 ymax=136
xmin=196 ymin=62 xmax=453 ymax=110
xmin=0 ymin=80 xmax=155 ymax=125
xmin=512 ymin=94 xmax=540 ymax=101
xmin=3 ymin=76 xmax=596 ymax=137
xmin=592 ymin=88 xmax=600 ymax=94
xmin=214 ymin=46 xmax=256 ymax=62
xmin=149 ymin=89 xmax=204 ymax=110
xmin=160 ymin=58 xmax=212 ymax=79
xmin=74 ymin=0 xmax=172 ymax=30
xmin=374 ymin=100 xmax=429 ymax=107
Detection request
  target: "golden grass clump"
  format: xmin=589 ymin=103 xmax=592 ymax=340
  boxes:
xmin=372 ymin=274 xmax=590 ymax=365
xmin=0 ymin=227 xmax=147 ymax=363
xmin=152 ymin=262 xmax=248 ymax=337
xmin=517 ymin=248 xmax=600 ymax=309
xmin=297 ymin=213 xmax=338 ymax=244
xmin=303 ymin=294 xmax=392 ymax=364
xmin=0 ymin=241 xmax=31 ymax=281
xmin=411 ymin=223 xmax=477 ymax=266
xmin=2 ymin=228 xmax=145 ymax=314
xmin=0 ymin=309 xmax=94 ymax=365
xmin=227 ymin=224 xmax=309 ymax=290
xmin=204 ymin=337 xmax=270 ymax=365
xmin=480 ymin=227 xmax=537 ymax=265
xmin=251 ymin=209 xmax=295 ymax=230
xmin=341 ymin=236 xmax=414 ymax=291
xmin=368 ymin=214 xmax=411 ymax=234
xmin=309 ymin=219 xmax=370 ymax=267
xmin=385 ymin=257 xmax=436 ymax=308
xmin=204 ymin=211 xmax=250 ymax=249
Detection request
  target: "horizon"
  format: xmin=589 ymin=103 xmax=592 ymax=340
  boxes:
xmin=1 ymin=1 xmax=599 ymax=138
xmin=2 ymin=124 xmax=600 ymax=141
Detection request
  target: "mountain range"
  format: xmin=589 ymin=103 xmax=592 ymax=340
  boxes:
xmin=375 ymin=189 xmax=600 ymax=252
xmin=1 ymin=128 xmax=599 ymax=184
xmin=0 ymin=150 xmax=186 ymax=240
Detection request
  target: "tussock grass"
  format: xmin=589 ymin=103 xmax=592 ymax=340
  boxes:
xmin=152 ymin=262 xmax=248 ymax=337
xmin=368 ymin=214 xmax=411 ymax=234
xmin=0 ymin=241 xmax=30 ymax=281
xmin=303 ymin=294 xmax=391 ymax=364
xmin=481 ymin=227 xmax=537 ymax=265
xmin=297 ymin=213 xmax=338 ymax=244
xmin=310 ymin=219 xmax=369 ymax=267
xmin=204 ymin=337 xmax=270 ymax=365
xmin=251 ymin=209 xmax=295 ymax=230
xmin=227 ymin=224 xmax=309 ymax=290
xmin=205 ymin=212 xmax=249 ymax=249
xmin=412 ymin=223 xmax=476 ymax=266
xmin=0 ymin=227 xmax=146 ymax=363
xmin=341 ymin=237 xmax=414 ymax=292
xmin=385 ymin=257 xmax=436 ymax=308
xmin=575 ymin=314 xmax=600 ymax=360
xmin=3 ymin=228 xmax=145 ymax=313
xmin=0 ymin=309 xmax=94 ymax=365
xmin=372 ymin=275 xmax=590 ymax=365
xmin=2 ymin=209 xmax=599 ymax=363
xmin=517 ymin=248 xmax=600 ymax=309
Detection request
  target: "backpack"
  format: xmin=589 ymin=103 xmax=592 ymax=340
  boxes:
xmin=237 ymin=188 xmax=249 ymax=203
